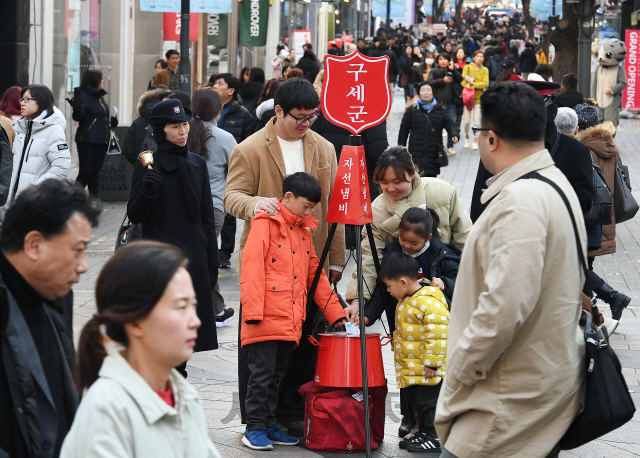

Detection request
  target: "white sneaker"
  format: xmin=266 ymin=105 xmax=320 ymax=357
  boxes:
xmin=447 ymin=147 xmax=456 ymax=155
xmin=601 ymin=315 xmax=619 ymax=336
xmin=472 ymin=141 xmax=478 ymax=150
xmin=463 ymin=138 xmax=470 ymax=148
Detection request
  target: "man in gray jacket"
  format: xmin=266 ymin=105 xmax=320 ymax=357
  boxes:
xmin=435 ymin=83 xmax=586 ymax=458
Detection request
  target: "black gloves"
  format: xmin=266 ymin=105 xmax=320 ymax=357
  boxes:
xmin=245 ymin=320 xmax=260 ymax=325
xmin=142 ymin=168 xmax=162 ymax=193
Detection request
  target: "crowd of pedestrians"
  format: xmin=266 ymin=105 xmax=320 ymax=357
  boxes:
xmin=0 ymin=5 xmax=634 ymax=458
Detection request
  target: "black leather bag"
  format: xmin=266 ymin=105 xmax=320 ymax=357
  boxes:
xmin=614 ymin=158 xmax=639 ymax=224
xmin=519 ymin=172 xmax=636 ymax=450
xmin=114 ymin=213 xmax=142 ymax=252
xmin=583 ymin=157 xmax=612 ymax=226
xmin=436 ymin=144 xmax=449 ymax=167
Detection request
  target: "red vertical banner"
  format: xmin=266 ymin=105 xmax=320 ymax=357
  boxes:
xmin=623 ymin=29 xmax=640 ymax=111
xmin=326 ymin=146 xmax=373 ymax=225
xmin=163 ymin=13 xmax=199 ymax=41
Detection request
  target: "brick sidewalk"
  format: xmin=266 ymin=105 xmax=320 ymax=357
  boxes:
xmin=72 ymin=88 xmax=640 ymax=456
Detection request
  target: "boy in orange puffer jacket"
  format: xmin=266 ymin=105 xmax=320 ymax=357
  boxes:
xmin=240 ymin=172 xmax=350 ymax=451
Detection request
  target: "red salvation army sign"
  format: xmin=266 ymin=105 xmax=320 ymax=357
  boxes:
xmin=321 ymin=52 xmax=392 ymax=135
xmin=623 ymin=29 xmax=640 ymax=111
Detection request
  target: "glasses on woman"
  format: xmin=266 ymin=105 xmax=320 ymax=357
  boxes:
xmin=19 ymin=97 xmax=36 ymax=104
xmin=286 ymin=111 xmax=319 ymax=125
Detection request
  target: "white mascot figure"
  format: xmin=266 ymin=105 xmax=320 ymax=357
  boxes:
xmin=591 ymin=38 xmax=627 ymax=127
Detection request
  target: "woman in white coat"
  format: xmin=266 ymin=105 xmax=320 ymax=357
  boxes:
xmin=60 ymin=241 xmax=221 ymax=458
xmin=9 ymin=85 xmax=71 ymax=204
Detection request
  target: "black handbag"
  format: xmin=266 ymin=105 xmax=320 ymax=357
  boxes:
xmin=519 ymin=172 xmax=636 ymax=450
xmin=114 ymin=213 xmax=142 ymax=252
xmin=614 ymin=158 xmax=639 ymax=224
xmin=420 ymin=109 xmax=449 ymax=168
xmin=583 ymin=156 xmax=612 ymax=226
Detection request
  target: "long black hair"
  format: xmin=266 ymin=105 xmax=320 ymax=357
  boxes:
xmin=188 ymin=89 xmax=223 ymax=160
xmin=80 ymin=70 xmax=103 ymax=91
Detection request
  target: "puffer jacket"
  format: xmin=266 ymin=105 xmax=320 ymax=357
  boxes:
xmin=9 ymin=108 xmax=71 ymax=203
xmin=577 ymin=121 xmax=618 ymax=256
xmin=346 ymin=174 xmax=473 ymax=303
xmin=72 ymin=86 xmax=117 ymax=144
xmin=218 ymin=101 xmax=255 ymax=144
xmin=428 ymin=67 xmax=464 ymax=104
xmin=393 ymin=284 xmax=449 ymax=388
xmin=366 ymin=238 xmax=461 ymax=332
xmin=123 ymin=89 xmax=163 ymax=164
xmin=240 ymin=204 xmax=346 ymax=347
xmin=398 ymin=103 xmax=459 ymax=178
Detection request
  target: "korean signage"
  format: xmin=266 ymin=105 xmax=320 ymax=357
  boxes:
xmin=208 ymin=14 xmax=228 ymax=47
xmin=163 ymin=13 xmax=199 ymax=41
xmin=326 ymin=146 xmax=373 ymax=226
xmin=623 ymin=29 xmax=640 ymax=111
xmin=141 ymin=0 xmax=231 ymax=13
xmin=321 ymin=51 xmax=392 ymax=135
xmin=240 ymin=0 xmax=270 ymax=46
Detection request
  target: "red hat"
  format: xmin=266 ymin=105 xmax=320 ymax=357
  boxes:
xmin=519 ymin=80 xmax=561 ymax=96
xmin=327 ymin=40 xmax=335 ymax=50
xmin=344 ymin=35 xmax=353 ymax=43
xmin=334 ymin=38 xmax=343 ymax=48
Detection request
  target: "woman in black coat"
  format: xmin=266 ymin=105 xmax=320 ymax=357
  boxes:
xmin=398 ymin=82 xmax=459 ymax=177
xmin=127 ymin=99 xmax=219 ymax=370
xmin=238 ymin=67 xmax=265 ymax=117
xmin=71 ymin=69 xmax=118 ymax=195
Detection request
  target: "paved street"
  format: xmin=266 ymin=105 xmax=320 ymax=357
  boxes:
xmin=72 ymin=88 xmax=640 ymax=457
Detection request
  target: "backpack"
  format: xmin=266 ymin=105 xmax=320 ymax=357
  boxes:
xmin=0 ymin=124 xmax=14 ymax=206
xmin=488 ymin=54 xmax=506 ymax=81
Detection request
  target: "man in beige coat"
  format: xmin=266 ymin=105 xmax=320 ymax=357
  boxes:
xmin=435 ymin=83 xmax=586 ymax=458
xmin=223 ymin=77 xmax=345 ymax=426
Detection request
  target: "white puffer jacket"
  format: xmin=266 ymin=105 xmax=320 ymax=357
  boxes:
xmin=9 ymin=107 xmax=71 ymax=203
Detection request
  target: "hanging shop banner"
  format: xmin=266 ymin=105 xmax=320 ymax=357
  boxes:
xmin=240 ymin=0 xmax=270 ymax=46
xmin=208 ymin=14 xmax=228 ymax=48
xmin=141 ymin=0 xmax=231 ymax=14
xmin=623 ymin=29 xmax=640 ymax=111
xmin=163 ymin=13 xmax=199 ymax=41
xmin=371 ymin=0 xmax=405 ymax=18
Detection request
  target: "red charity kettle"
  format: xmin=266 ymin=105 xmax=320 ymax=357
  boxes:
xmin=313 ymin=332 xmax=386 ymax=388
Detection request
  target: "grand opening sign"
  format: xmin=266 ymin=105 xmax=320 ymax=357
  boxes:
xmin=623 ymin=29 xmax=640 ymax=111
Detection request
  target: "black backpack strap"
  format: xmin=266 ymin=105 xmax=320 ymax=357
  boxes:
xmin=519 ymin=171 xmax=588 ymax=277
xmin=549 ymin=132 xmax=561 ymax=158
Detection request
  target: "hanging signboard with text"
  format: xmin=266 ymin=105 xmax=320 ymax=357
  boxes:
xmin=240 ymin=0 xmax=270 ymax=46
xmin=623 ymin=29 xmax=640 ymax=111
xmin=321 ymin=51 xmax=392 ymax=135
xmin=208 ymin=14 xmax=228 ymax=47
xmin=141 ymin=0 xmax=231 ymax=13
xmin=163 ymin=13 xmax=199 ymax=41
xmin=326 ymin=146 xmax=373 ymax=225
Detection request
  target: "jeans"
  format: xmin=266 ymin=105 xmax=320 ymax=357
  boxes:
xmin=245 ymin=340 xmax=291 ymax=430
xmin=75 ymin=141 xmax=107 ymax=196
xmin=212 ymin=208 xmax=226 ymax=314
xmin=443 ymin=102 xmax=457 ymax=148
xmin=404 ymin=82 xmax=416 ymax=102
xmin=220 ymin=212 xmax=236 ymax=262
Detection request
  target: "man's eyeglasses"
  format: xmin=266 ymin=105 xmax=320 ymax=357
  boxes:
xmin=471 ymin=123 xmax=501 ymax=138
xmin=19 ymin=97 xmax=36 ymax=104
xmin=286 ymin=111 xmax=319 ymax=125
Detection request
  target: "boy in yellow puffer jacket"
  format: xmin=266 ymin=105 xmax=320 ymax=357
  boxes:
xmin=380 ymin=251 xmax=449 ymax=453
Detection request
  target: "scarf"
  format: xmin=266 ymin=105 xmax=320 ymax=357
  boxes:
xmin=417 ymin=97 xmax=438 ymax=113
xmin=153 ymin=125 xmax=202 ymax=222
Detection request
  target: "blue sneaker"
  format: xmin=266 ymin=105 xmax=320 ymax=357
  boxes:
xmin=242 ymin=428 xmax=273 ymax=450
xmin=265 ymin=425 xmax=299 ymax=446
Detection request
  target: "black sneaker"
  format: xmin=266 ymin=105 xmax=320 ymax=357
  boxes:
xmin=215 ymin=308 xmax=235 ymax=327
xmin=398 ymin=415 xmax=412 ymax=437
xmin=406 ymin=433 xmax=441 ymax=453
xmin=219 ymin=258 xmax=231 ymax=269
xmin=399 ymin=432 xmax=423 ymax=449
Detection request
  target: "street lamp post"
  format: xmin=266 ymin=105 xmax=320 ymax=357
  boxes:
xmin=179 ymin=0 xmax=192 ymax=93
xmin=576 ymin=0 xmax=596 ymax=98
